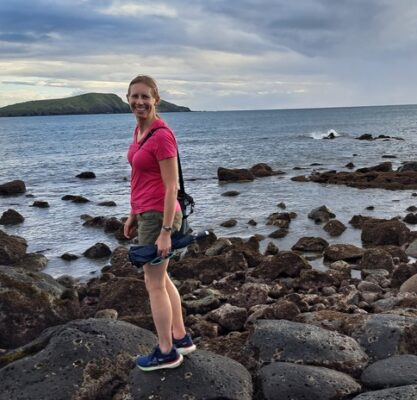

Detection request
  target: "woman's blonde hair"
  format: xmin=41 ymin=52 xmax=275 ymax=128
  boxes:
xmin=127 ymin=75 xmax=160 ymax=104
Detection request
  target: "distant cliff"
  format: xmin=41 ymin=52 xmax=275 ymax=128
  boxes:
xmin=0 ymin=93 xmax=191 ymax=117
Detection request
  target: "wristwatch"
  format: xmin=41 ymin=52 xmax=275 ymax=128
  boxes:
xmin=161 ymin=225 xmax=172 ymax=232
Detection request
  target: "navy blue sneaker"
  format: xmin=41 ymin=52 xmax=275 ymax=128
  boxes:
xmin=173 ymin=333 xmax=196 ymax=355
xmin=136 ymin=345 xmax=183 ymax=371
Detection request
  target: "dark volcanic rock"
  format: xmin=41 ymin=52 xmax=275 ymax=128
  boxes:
xmin=291 ymin=236 xmax=329 ymax=252
xmin=221 ymin=190 xmax=240 ymax=197
xmin=323 ymin=219 xmax=347 ymax=236
xmin=97 ymin=201 xmax=117 ymax=207
xmin=76 ymin=171 xmax=96 ymax=179
xmin=351 ymin=385 xmax=417 ymax=400
xmin=250 ymin=163 xmax=275 ymax=177
xmin=404 ymin=213 xmax=417 ymax=224
xmin=31 ymin=200 xmax=49 ymax=208
xmin=129 ymin=350 xmax=253 ymax=400
xmin=361 ymin=355 xmax=417 ymax=389
xmin=398 ymin=162 xmax=417 ymax=172
xmin=83 ymin=243 xmax=111 ymax=258
xmin=359 ymin=248 xmax=394 ymax=272
xmin=221 ymin=218 xmax=237 ymax=227
xmin=206 ymin=303 xmax=248 ymax=331
xmin=0 ymin=319 xmax=155 ymax=400
xmin=0 ymin=230 xmax=27 ymax=264
xmin=268 ymin=228 xmax=288 ymax=238
xmin=361 ymin=219 xmax=410 ymax=246
xmin=324 ymin=244 xmax=365 ymax=262
xmin=350 ymin=314 xmax=417 ymax=362
xmin=308 ymin=205 xmax=335 ymax=223
xmin=0 ymin=209 xmax=24 ymax=225
xmin=249 ymin=319 xmax=368 ymax=375
xmin=217 ymin=167 xmax=255 ymax=182
xmin=104 ymin=217 xmax=123 ymax=233
xmin=71 ymin=195 xmax=90 ymax=203
xmin=61 ymin=253 xmax=79 ymax=261
xmin=14 ymin=253 xmax=48 ymax=271
xmin=257 ymin=362 xmax=361 ymax=400
xmin=0 ymin=180 xmax=26 ymax=195
xmin=0 ymin=266 xmax=80 ymax=349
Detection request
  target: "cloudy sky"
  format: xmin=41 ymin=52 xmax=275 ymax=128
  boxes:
xmin=0 ymin=0 xmax=416 ymax=111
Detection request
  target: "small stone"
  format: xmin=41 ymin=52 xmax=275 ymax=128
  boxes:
xmin=97 ymin=201 xmax=117 ymax=207
xmin=76 ymin=171 xmax=96 ymax=179
xmin=61 ymin=253 xmax=79 ymax=261
xmin=32 ymin=201 xmax=49 ymax=208
xmin=83 ymin=243 xmax=112 ymax=259
xmin=221 ymin=191 xmax=240 ymax=197
xmin=220 ymin=219 xmax=237 ymax=228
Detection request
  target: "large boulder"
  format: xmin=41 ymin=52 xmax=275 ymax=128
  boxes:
xmin=248 ymin=320 xmax=368 ymax=375
xmin=129 ymin=350 xmax=253 ymax=400
xmin=0 ymin=230 xmax=27 ymax=265
xmin=324 ymin=244 xmax=365 ymax=262
xmin=323 ymin=219 xmax=347 ymax=236
xmin=0 ymin=209 xmax=24 ymax=225
xmin=350 ymin=314 xmax=417 ymax=362
xmin=0 ymin=180 xmax=26 ymax=195
xmin=308 ymin=205 xmax=336 ymax=223
xmin=0 ymin=319 xmax=156 ymax=400
xmin=359 ymin=248 xmax=394 ymax=272
xmin=400 ymin=274 xmax=417 ymax=294
xmin=291 ymin=237 xmax=329 ymax=252
xmin=361 ymin=355 xmax=417 ymax=389
xmin=352 ymin=385 xmax=417 ymax=400
xmin=361 ymin=219 xmax=410 ymax=246
xmin=0 ymin=266 xmax=80 ymax=349
xmin=257 ymin=362 xmax=361 ymax=400
xmin=217 ymin=167 xmax=255 ymax=182
xmin=250 ymin=163 xmax=275 ymax=177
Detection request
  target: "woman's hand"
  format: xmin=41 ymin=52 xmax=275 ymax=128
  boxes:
xmin=123 ymin=214 xmax=137 ymax=239
xmin=155 ymin=230 xmax=172 ymax=258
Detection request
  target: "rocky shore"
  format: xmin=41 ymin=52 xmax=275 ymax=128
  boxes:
xmin=3 ymin=170 xmax=417 ymax=399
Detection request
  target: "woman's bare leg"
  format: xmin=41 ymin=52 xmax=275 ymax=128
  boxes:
xmin=165 ymin=272 xmax=186 ymax=339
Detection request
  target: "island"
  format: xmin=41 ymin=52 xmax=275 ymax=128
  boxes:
xmin=0 ymin=93 xmax=191 ymax=117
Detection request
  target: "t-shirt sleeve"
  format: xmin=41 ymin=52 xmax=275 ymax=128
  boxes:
xmin=154 ymin=129 xmax=178 ymax=161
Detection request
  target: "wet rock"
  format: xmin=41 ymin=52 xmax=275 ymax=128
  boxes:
xmin=359 ymin=248 xmax=394 ymax=272
xmin=31 ymin=200 xmax=49 ymax=208
xmin=324 ymin=244 xmax=365 ymax=262
xmin=249 ymin=319 xmax=368 ymax=375
xmin=97 ymin=201 xmax=116 ymax=207
xmin=406 ymin=238 xmax=417 ymax=257
xmin=220 ymin=218 xmax=237 ymax=227
xmin=217 ymin=167 xmax=255 ymax=182
xmin=56 ymin=275 xmax=77 ymax=288
xmin=104 ymin=217 xmax=123 ymax=233
xmin=400 ymin=274 xmax=417 ymax=294
xmin=83 ymin=243 xmax=111 ymax=259
xmin=291 ymin=236 xmax=329 ymax=252
xmin=352 ymin=384 xmax=417 ymax=399
xmin=361 ymin=355 xmax=417 ymax=389
xmin=356 ymin=162 xmax=393 ymax=173
xmin=277 ymin=202 xmax=286 ymax=209
xmin=0 ymin=266 xmax=80 ymax=349
xmin=76 ymin=171 xmax=96 ymax=179
xmin=205 ymin=238 xmax=233 ymax=256
xmin=323 ymin=219 xmax=347 ymax=236
xmin=346 ymin=162 xmax=356 ymax=169
xmin=357 ymin=134 xmax=374 ymax=140
xmin=60 ymin=252 xmax=79 ymax=261
xmin=351 ymin=313 xmax=417 ymax=362
xmin=109 ymin=246 xmax=129 ymax=269
xmin=398 ymin=162 xmax=417 ymax=172
xmin=268 ymin=228 xmax=288 ymax=238
xmin=264 ymin=241 xmax=279 ymax=256
xmin=221 ymin=190 xmax=240 ymax=196
xmin=252 ymin=252 xmax=311 ymax=280
xmin=257 ymin=362 xmax=361 ymax=400
xmin=297 ymin=269 xmax=340 ymax=290
xmin=247 ymin=218 xmax=257 ymax=225
xmin=361 ymin=219 xmax=410 ymax=246
xmin=207 ymin=303 xmax=248 ymax=331
xmin=266 ymin=212 xmax=295 ymax=228
xmin=0 ymin=209 xmax=24 ymax=225
xmin=0 ymin=180 xmax=26 ymax=196
xmin=82 ymin=215 xmax=106 ymax=228
xmin=350 ymin=215 xmax=375 ymax=229
xmin=404 ymin=213 xmax=417 ymax=224
xmin=250 ymin=163 xmax=275 ymax=177
xmin=0 ymin=230 xmax=27 ymax=265
xmin=71 ymin=195 xmax=90 ymax=203
xmin=14 ymin=253 xmax=48 ymax=271
xmin=0 ymin=319 xmax=155 ymax=400
xmin=391 ymin=263 xmax=417 ymax=288
xmin=129 ymin=350 xmax=253 ymax=400
xmin=308 ymin=205 xmax=336 ymax=223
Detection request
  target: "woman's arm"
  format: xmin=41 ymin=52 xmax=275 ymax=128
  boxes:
xmin=155 ymin=156 xmax=178 ymax=257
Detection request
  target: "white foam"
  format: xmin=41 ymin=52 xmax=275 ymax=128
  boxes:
xmin=309 ymin=129 xmax=340 ymax=139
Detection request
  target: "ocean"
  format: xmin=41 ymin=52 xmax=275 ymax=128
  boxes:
xmin=1 ymin=104 xmax=417 ymax=279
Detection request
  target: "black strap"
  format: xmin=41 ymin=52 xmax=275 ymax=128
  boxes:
xmin=138 ymin=126 xmax=186 ymax=195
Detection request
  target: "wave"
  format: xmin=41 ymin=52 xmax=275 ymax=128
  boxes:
xmin=309 ymin=129 xmax=340 ymax=140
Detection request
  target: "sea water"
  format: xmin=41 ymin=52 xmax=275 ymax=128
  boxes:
xmin=1 ymin=105 xmax=417 ymax=278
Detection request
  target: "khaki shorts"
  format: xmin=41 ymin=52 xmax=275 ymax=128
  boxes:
xmin=136 ymin=210 xmax=182 ymax=245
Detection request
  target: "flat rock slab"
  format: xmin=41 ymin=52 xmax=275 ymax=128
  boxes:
xmin=129 ymin=350 xmax=253 ymax=400
xmin=351 ymin=314 xmax=417 ymax=362
xmin=352 ymin=384 xmax=417 ymax=400
xmin=0 ymin=318 xmax=155 ymax=400
xmin=361 ymin=355 xmax=417 ymax=389
xmin=248 ymin=320 xmax=368 ymax=375
xmin=257 ymin=362 xmax=361 ymax=400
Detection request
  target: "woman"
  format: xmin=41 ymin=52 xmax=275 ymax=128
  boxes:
xmin=124 ymin=75 xmax=195 ymax=371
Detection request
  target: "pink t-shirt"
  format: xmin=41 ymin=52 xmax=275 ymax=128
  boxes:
xmin=127 ymin=119 xmax=181 ymax=214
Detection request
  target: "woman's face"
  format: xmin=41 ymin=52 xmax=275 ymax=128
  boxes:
xmin=127 ymin=82 xmax=158 ymax=121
